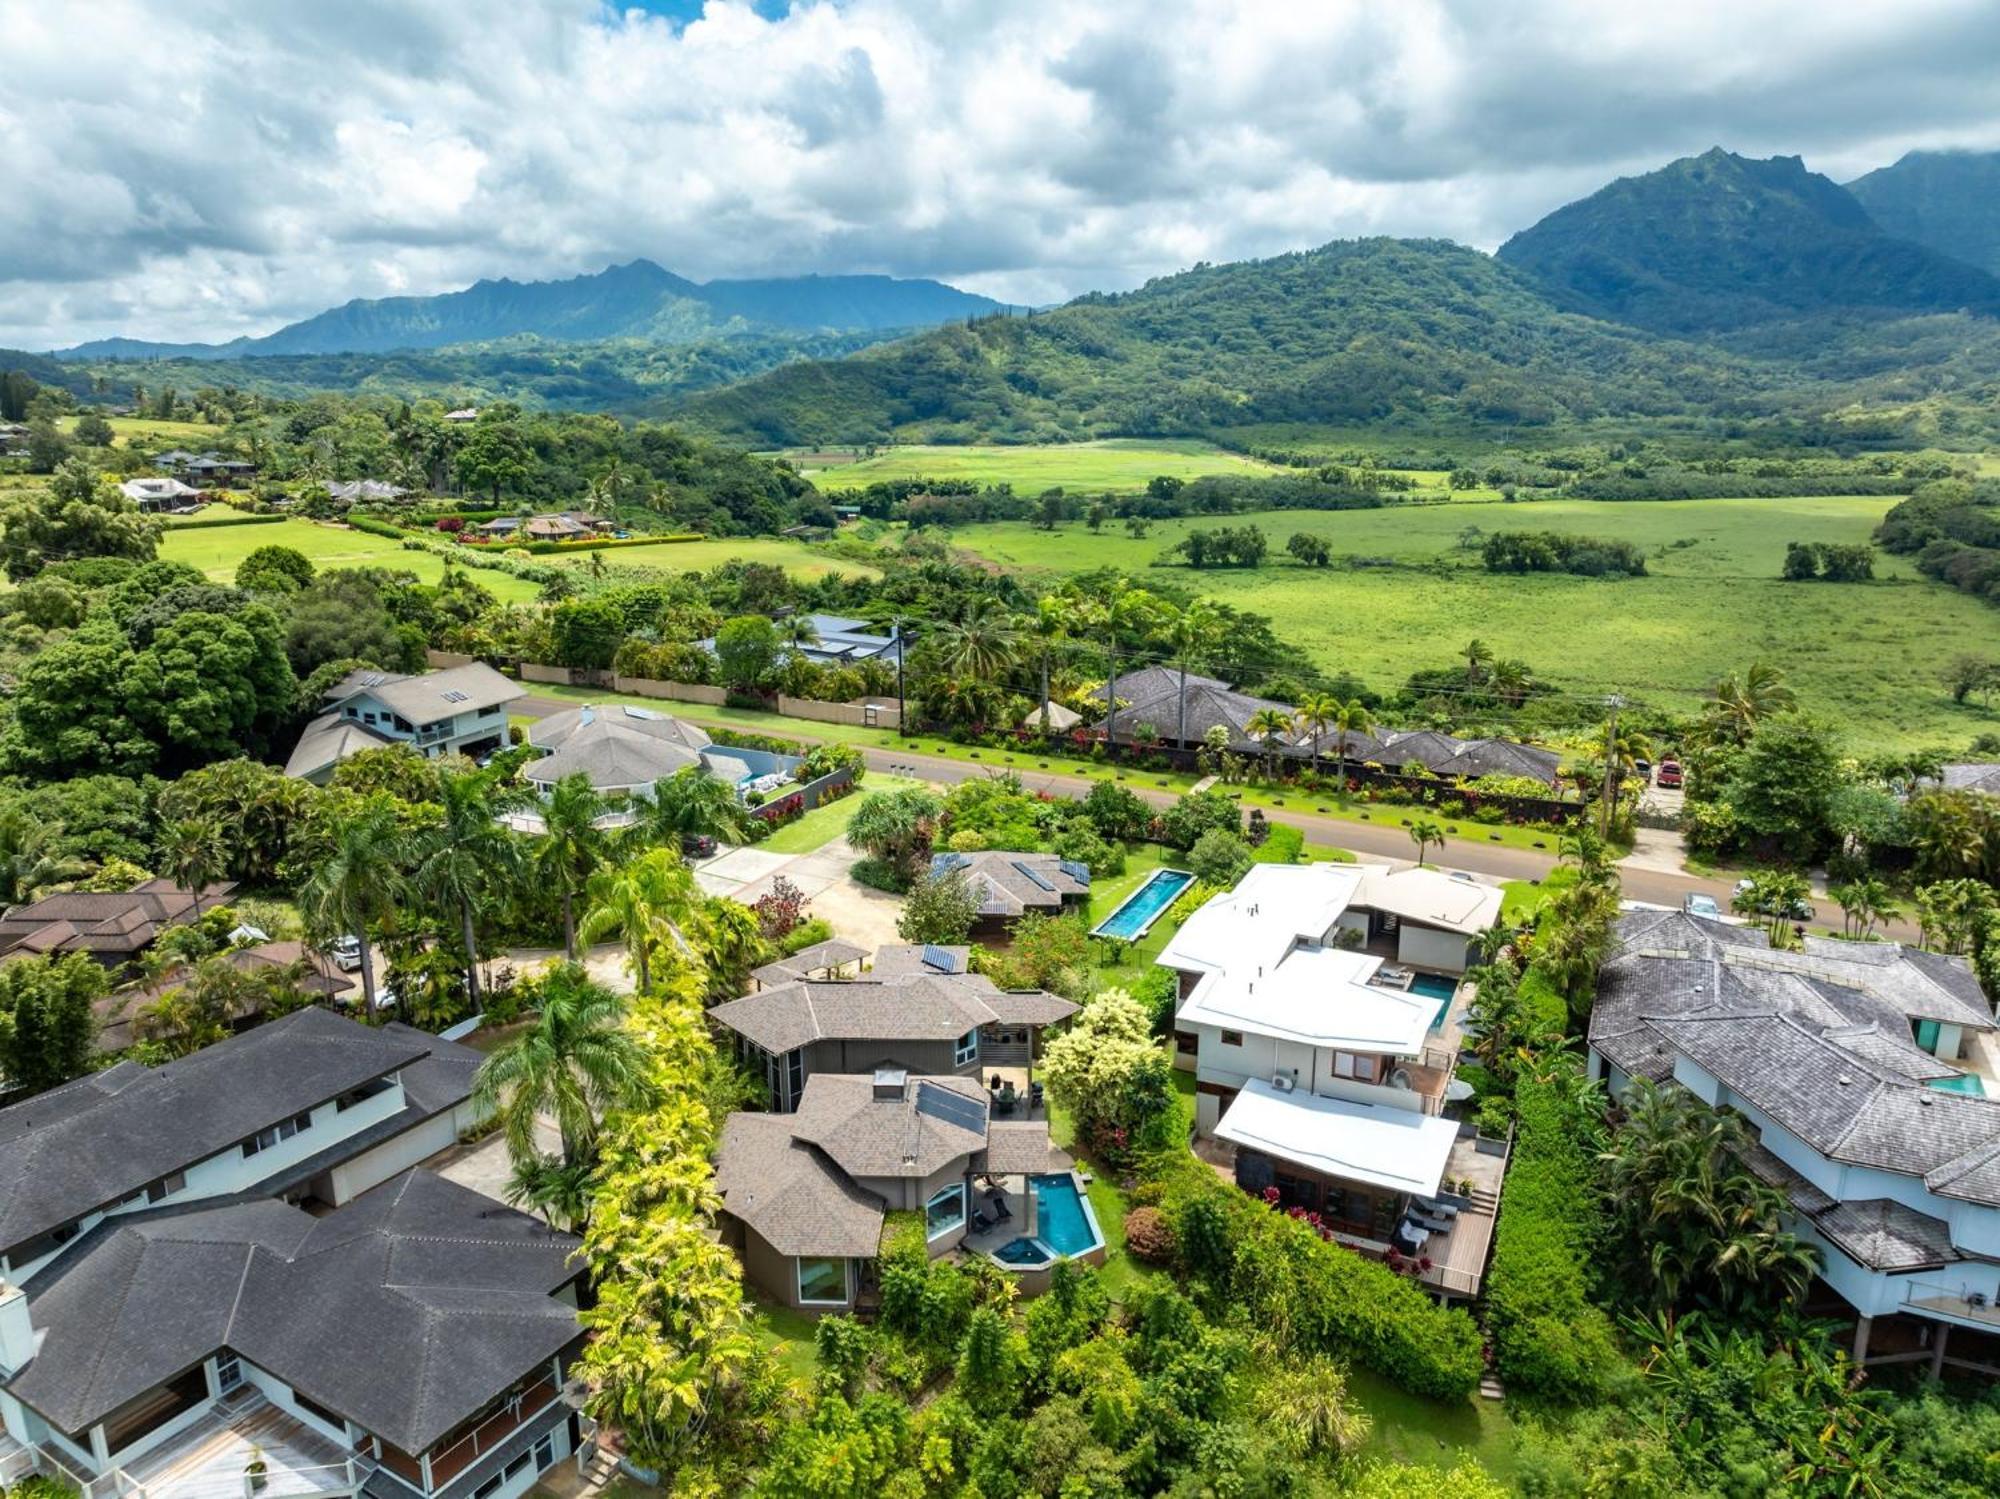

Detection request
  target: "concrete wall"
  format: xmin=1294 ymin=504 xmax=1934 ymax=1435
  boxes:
xmin=327 ymin=1113 xmax=458 ymax=1203
xmin=425 ymin=650 xmax=478 ymax=669
xmin=1397 ymin=924 xmax=1474 ymax=974
xmin=776 ymin=694 xmax=901 ymax=729
xmin=519 ymin=662 xmax=572 ymax=686
xmin=612 ymin=675 xmax=728 ymax=706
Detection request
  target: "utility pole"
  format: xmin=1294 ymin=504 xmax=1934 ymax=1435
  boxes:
xmin=893 ymin=615 xmax=907 ymax=737
xmin=1599 ymin=693 xmax=1624 ymax=840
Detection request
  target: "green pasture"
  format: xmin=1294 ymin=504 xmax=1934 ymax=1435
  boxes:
xmin=798 ymin=438 xmax=1288 ymax=494
xmin=57 ymin=414 xmax=221 ymax=445
xmin=160 ymin=518 xmax=544 ymax=602
xmin=947 ymin=496 xmax=2000 ymax=750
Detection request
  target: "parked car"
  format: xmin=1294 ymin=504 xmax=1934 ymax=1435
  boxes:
xmin=1682 ymin=892 xmax=1723 ymax=918
xmin=681 ymin=833 xmax=718 ymax=860
xmin=1655 ymin=759 xmax=1683 ymax=788
xmin=328 ymin=934 xmax=364 ymax=972
xmin=1633 ymin=758 xmax=1652 ymax=783
xmin=1734 ymin=878 xmax=1813 ymax=921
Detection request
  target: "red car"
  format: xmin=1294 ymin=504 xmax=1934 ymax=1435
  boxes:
xmin=1656 ymin=759 xmax=1683 ymax=789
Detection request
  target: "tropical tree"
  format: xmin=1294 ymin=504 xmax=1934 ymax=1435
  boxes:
xmin=1491 ymin=658 xmax=1532 ymax=708
xmin=1025 ymin=596 xmax=1071 ymax=737
xmin=781 ymin=612 xmax=821 ymax=654
xmin=578 ymin=846 xmax=706 ymax=995
xmin=298 ymin=799 xmax=411 ymax=1012
xmin=1163 ymin=599 xmax=1225 ymax=747
xmin=933 ymin=603 xmax=1019 ymax=685
xmin=1829 ymin=876 xmax=1899 ymax=941
xmin=1293 ymin=691 xmax=1340 ymax=775
xmin=1330 ymin=698 xmax=1375 ymax=779
xmin=1708 ymin=661 xmax=1795 ymax=744
xmin=1463 ymin=637 xmax=1495 ymax=683
xmin=413 ymin=766 xmax=528 ymax=1007
xmin=1730 ymin=869 xmax=1813 ymax=943
xmin=537 ymin=774 xmax=610 ymax=959
xmin=158 ymin=816 xmax=226 ymax=915
xmin=470 ymin=963 xmax=658 ymax=1175
xmin=0 ymin=802 xmax=83 ymax=906
xmin=1408 ymin=816 xmax=1446 ymax=866
xmin=1251 ymin=1349 xmax=1373 ymax=1460
xmin=1245 ymin=706 xmax=1294 ymax=781
xmin=847 ymin=786 xmax=943 ymax=885
xmin=632 ymin=766 xmax=751 ymax=849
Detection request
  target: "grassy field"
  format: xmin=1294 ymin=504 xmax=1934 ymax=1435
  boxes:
xmin=797 ymin=438 xmax=1290 ymax=494
xmin=947 ymin=496 xmax=2000 ymax=750
xmin=160 ymin=521 xmax=875 ymax=603
xmin=755 ymin=773 xmax=925 ymax=853
xmin=56 ymin=414 xmax=222 ymax=445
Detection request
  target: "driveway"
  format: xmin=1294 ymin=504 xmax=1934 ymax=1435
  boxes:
xmin=435 ymin=1112 xmax=560 ymax=1213
xmin=699 ymin=835 xmax=905 ymax=953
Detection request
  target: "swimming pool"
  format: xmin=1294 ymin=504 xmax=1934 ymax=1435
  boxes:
xmin=989 ymin=1172 xmax=1107 ymax=1269
xmin=1929 ymin=1072 xmax=1988 ymax=1098
xmin=1092 ymin=868 xmax=1195 ymax=942
xmin=1409 ymin=971 xmax=1458 ymax=1033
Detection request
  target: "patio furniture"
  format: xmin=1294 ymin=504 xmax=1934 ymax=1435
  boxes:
xmin=1029 ymin=1081 xmax=1045 ymax=1109
xmin=1391 ymin=1219 xmax=1431 ymax=1256
xmin=989 ymin=1074 xmax=1002 ymax=1090
xmin=987 ymin=1192 xmax=1013 ymax=1222
xmin=969 ymin=1206 xmax=996 ymax=1234
xmin=1406 ymin=1208 xmax=1454 ymax=1235
xmin=996 ymin=1085 xmax=1018 ymax=1117
xmin=1411 ymin=1196 xmax=1461 ymax=1220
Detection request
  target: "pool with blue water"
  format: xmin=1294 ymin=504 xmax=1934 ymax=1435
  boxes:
xmin=1409 ymin=971 xmax=1458 ymax=1032
xmin=1092 ymin=868 xmax=1195 ymax=942
xmin=989 ymin=1173 xmax=1105 ymax=1267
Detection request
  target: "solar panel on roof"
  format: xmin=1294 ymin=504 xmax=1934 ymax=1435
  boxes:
xmin=915 ymin=1081 xmax=988 ymax=1133
xmin=933 ymin=853 xmax=968 ymax=874
xmin=441 ymin=689 xmax=469 ymax=702
xmin=359 ymin=672 xmax=385 ymax=687
xmin=621 ymin=705 xmax=661 ymax=720
xmin=921 ymin=943 xmax=962 ymax=975
xmin=1057 ymin=859 xmax=1092 ymax=885
xmin=1012 ymin=860 xmax=1057 ymax=892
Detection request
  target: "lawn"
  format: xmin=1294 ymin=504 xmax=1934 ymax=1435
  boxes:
xmin=798 ymin=438 xmax=1290 ymax=495
xmin=535 ymin=534 xmax=877 ymax=582
xmin=755 ymin=774 xmax=926 ymax=853
xmin=948 ymin=496 xmax=2000 ymax=751
xmin=160 ymin=517 xmax=545 ymax=602
xmin=58 ymin=414 xmax=221 ymax=445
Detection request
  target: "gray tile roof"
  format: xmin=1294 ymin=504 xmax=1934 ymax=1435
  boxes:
xmin=283 ymin=714 xmax=394 ymax=780
xmin=709 ymin=969 xmax=1075 ymax=1055
xmin=789 ymin=1073 xmax=992 ymax=1180
xmin=1810 ymin=1198 xmax=1961 ymax=1271
xmin=0 ymin=1009 xmax=437 ymax=1260
xmin=524 ymin=704 xmax=722 ymax=791
xmin=929 ymin=851 xmax=1089 ymax=917
xmin=1940 ymin=762 xmax=2000 ymax=795
xmin=7 ymin=1172 xmax=579 ymax=1454
xmin=713 ymin=1113 xmax=885 ymax=1258
xmin=750 ymin=939 xmax=871 ymax=988
xmin=330 ymin=663 xmax=522 ymax=727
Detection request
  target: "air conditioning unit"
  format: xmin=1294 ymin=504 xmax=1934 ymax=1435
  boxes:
xmin=1389 ymin=1067 xmax=1414 ymax=1091
xmin=1270 ymin=1072 xmax=1296 ymax=1093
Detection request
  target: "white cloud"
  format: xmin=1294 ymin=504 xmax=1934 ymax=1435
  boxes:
xmin=3 ymin=0 xmax=2000 ymax=347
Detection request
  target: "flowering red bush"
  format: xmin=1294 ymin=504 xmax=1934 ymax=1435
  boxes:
xmin=752 ymin=876 xmax=809 ymax=940
xmin=435 ymin=516 xmax=465 ymax=533
xmin=1123 ymin=1206 xmax=1177 ymax=1265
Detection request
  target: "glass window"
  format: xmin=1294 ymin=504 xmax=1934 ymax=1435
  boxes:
xmin=796 ymin=1256 xmax=849 ymax=1305
xmin=926 ymin=1184 xmax=967 ymax=1239
xmin=532 ymin=1435 xmax=555 ymax=1472
xmin=785 ymin=1048 xmax=805 ymax=1108
xmin=1914 ymin=1018 xmax=1942 ymax=1054
xmin=1220 ymin=1030 xmax=1243 ymax=1047
xmin=954 ymin=1029 xmax=979 ymax=1067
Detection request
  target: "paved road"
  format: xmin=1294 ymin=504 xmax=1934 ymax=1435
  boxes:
xmin=519 ymin=695 xmax=1921 ymax=941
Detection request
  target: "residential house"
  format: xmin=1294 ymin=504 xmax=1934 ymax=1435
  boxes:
xmin=476 ymin=516 xmax=522 ymax=537
xmin=284 ymin=663 xmax=522 ymax=783
xmin=181 ymin=455 xmax=256 ymax=487
xmin=1588 ymin=908 xmax=2000 ymax=1373
xmin=0 ymin=880 xmax=236 ymax=970
xmin=441 ymin=408 xmax=479 ymax=423
xmin=1095 ymin=667 xmax=1289 ymax=751
xmin=519 ymin=513 xmax=609 ymax=542
xmin=520 ymin=704 xmax=751 ymax=803
xmin=1158 ymin=862 xmax=1507 ymax=1296
xmin=118 ymin=476 xmax=204 ymax=511
xmin=0 ymin=1173 xmax=583 ymax=1499
xmin=1939 ymin=763 xmax=2000 ymax=797
xmin=928 ymin=851 xmax=1091 ymax=931
xmin=322 ymin=479 xmax=409 ymax=505
xmin=748 ymin=938 xmax=870 ymax=991
xmin=714 ymin=1069 xmax=1082 ymax=1313
xmin=0 ymin=422 xmax=30 ymax=455
xmin=708 ymin=943 xmax=1076 ymax=1113
xmin=0 ymin=1006 xmax=487 ymax=1288
xmin=1372 ymin=730 xmax=1563 ymax=787
xmin=95 ymin=941 xmax=357 ymax=1052
xmin=697 ymin=613 xmax=902 ymax=669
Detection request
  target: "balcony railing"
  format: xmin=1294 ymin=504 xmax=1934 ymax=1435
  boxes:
xmin=378 ymin=1378 xmax=560 ymax=1492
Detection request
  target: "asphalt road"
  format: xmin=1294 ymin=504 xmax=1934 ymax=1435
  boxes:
xmin=520 ymin=696 xmax=1922 ymax=942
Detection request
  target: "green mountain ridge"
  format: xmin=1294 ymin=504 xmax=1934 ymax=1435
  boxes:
xmin=1846 ymin=148 xmax=2000 ymax=278
xmin=1495 ymin=147 xmax=2000 ymax=333
xmin=55 ymin=260 xmax=1003 ymax=360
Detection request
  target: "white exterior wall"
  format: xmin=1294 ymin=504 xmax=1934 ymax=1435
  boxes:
xmin=1189 ymin=1021 xmax=1418 ymax=1133
xmin=239 ymin=1360 xmax=352 ymax=1445
xmin=327 ymin=1113 xmax=458 ymax=1204
xmin=440 ymin=1410 xmax=572 ymax=1499
xmin=1396 ymin=925 xmax=1473 ymax=974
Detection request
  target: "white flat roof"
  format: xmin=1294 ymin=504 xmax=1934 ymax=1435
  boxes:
xmin=1351 ymin=866 xmax=1503 ymax=935
xmin=1215 ymin=1078 xmax=1459 ymax=1197
xmin=1158 ymin=863 xmax=1439 ymax=1054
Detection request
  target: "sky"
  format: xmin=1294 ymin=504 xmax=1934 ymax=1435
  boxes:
xmin=6 ymin=0 xmax=2000 ymax=349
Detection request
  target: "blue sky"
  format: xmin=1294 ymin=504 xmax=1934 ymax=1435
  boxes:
xmin=5 ymin=0 xmax=2000 ymax=348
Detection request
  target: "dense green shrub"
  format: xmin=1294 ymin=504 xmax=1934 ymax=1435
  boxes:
xmin=1250 ymin=823 xmax=1305 ymax=864
xmin=1485 ymin=1067 xmax=1620 ymax=1402
xmin=1158 ymin=789 xmax=1241 ymax=851
xmin=1147 ymin=1150 xmax=1483 ymax=1400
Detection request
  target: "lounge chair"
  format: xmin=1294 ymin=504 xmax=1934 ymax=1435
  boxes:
xmin=1029 ymin=1081 xmax=1045 ymax=1109
xmin=969 ymin=1207 xmax=996 ymax=1234
xmin=987 ymin=1192 xmax=1013 ymax=1222
xmin=1406 ymin=1209 xmax=1454 ymax=1235
xmin=1391 ymin=1220 xmax=1431 ymax=1256
xmin=1410 ymin=1196 xmax=1461 ymax=1220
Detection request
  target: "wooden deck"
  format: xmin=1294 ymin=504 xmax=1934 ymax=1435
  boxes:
xmin=123 ymin=1396 xmax=361 ymax=1499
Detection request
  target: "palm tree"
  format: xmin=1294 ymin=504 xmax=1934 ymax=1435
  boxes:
xmin=1709 ymin=661 xmax=1795 ymax=743
xmin=1463 ymin=638 xmax=1494 ymax=683
xmin=935 ymin=604 xmax=1019 ymax=684
xmin=0 ymin=804 xmax=82 ymax=906
xmin=1095 ymin=583 xmax=1163 ymax=753
xmin=632 ymin=766 xmax=751 ymax=850
xmin=1245 ymin=707 xmax=1294 ymax=781
xmin=159 ymin=817 xmax=226 ymax=916
xmin=298 ymin=801 xmax=411 ymax=1013
xmin=1830 ymin=876 xmax=1899 ymax=940
xmin=1293 ymin=692 xmax=1339 ymax=776
xmin=1491 ymin=658 xmax=1532 ymax=708
xmin=578 ymin=846 xmax=705 ymax=994
xmin=1163 ymin=600 xmax=1225 ymax=748
xmin=1329 ymin=699 xmax=1374 ymax=781
xmin=537 ymin=774 xmax=610 ymax=960
xmin=1026 ymin=596 xmax=1070 ymax=737
xmin=1408 ymin=816 xmax=1445 ymax=866
xmin=413 ymin=767 xmax=530 ymax=1008
xmin=470 ymin=964 xmax=658 ymax=1176
xmin=783 ymin=612 xmax=821 ymax=654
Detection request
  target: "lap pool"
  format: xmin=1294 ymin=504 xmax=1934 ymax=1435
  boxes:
xmin=1091 ymin=867 xmax=1195 ymax=942
xmin=989 ymin=1173 xmax=1106 ymax=1268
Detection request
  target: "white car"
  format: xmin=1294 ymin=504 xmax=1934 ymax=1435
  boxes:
xmin=328 ymin=935 xmax=364 ymax=972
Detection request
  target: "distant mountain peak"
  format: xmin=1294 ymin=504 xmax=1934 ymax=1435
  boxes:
xmin=1847 ymin=148 xmax=2000 ymax=278
xmin=1496 ymin=147 xmax=1999 ymax=332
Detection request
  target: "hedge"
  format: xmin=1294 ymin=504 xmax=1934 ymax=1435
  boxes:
xmin=346 ymin=514 xmax=407 ymax=540
xmin=1484 ymin=1068 xmax=1620 ymax=1402
xmin=1148 ymin=1149 xmax=1484 ymax=1400
xmin=503 ymin=533 xmax=705 ymax=556
xmin=161 ymin=512 xmax=288 ymax=530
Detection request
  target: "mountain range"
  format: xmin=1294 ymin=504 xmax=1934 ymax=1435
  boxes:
xmin=55 ymin=260 xmax=1004 ymax=360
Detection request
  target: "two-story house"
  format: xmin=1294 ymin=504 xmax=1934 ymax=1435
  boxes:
xmin=1590 ymin=909 xmax=2000 ymax=1376
xmin=707 ymin=943 xmax=1076 ymax=1113
xmin=284 ymin=664 xmax=523 ymax=783
xmin=1157 ymin=862 xmax=1507 ymax=1295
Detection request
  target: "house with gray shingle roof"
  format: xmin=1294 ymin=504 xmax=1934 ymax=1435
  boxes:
xmin=1588 ymin=909 xmax=2000 ymax=1370
xmin=520 ymin=702 xmax=757 ymax=802
xmin=714 ymin=1069 xmax=1075 ymax=1314
xmin=283 ymin=663 xmax=523 ymax=783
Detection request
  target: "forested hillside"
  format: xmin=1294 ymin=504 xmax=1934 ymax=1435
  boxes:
xmin=1847 ymin=149 xmax=2000 ymax=277
xmin=1496 ymin=148 xmax=2000 ymax=332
